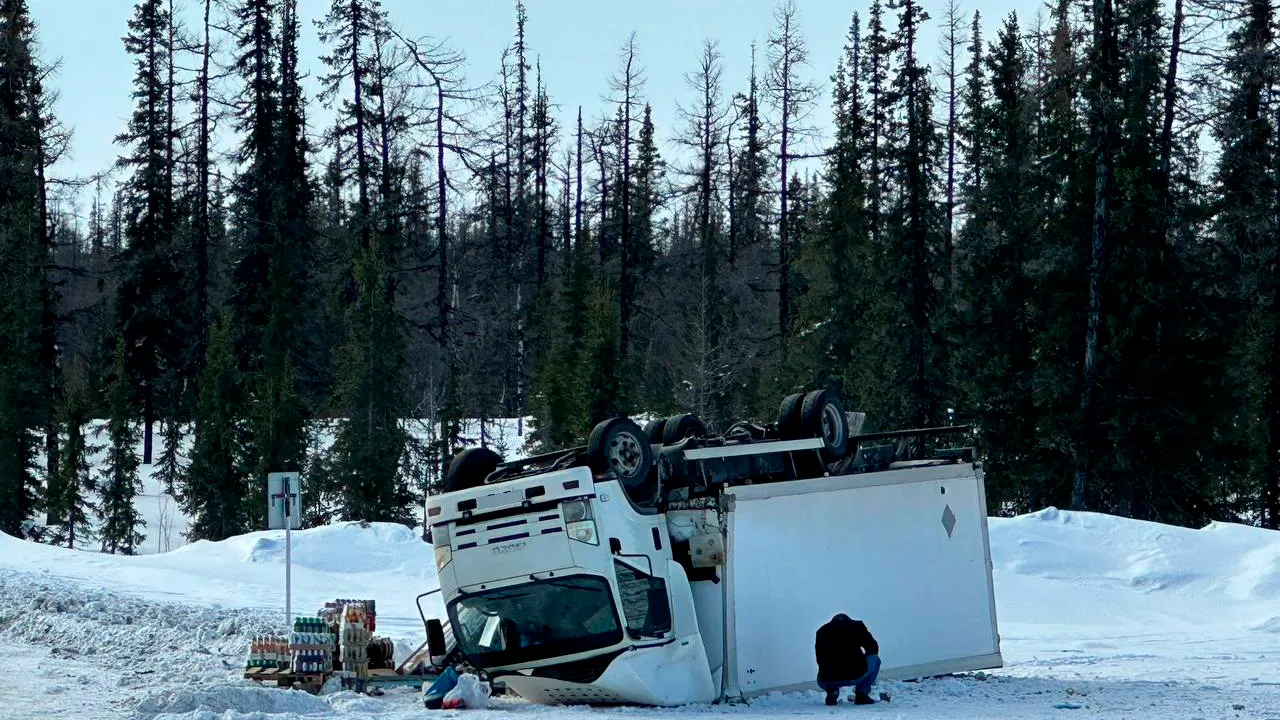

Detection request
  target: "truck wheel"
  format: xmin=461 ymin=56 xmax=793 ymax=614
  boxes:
xmin=801 ymin=390 xmax=849 ymax=461
xmin=662 ymin=413 xmax=708 ymax=445
xmin=444 ymin=447 xmax=503 ymax=492
xmin=588 ymin=418 xmax=656 ymax=503
xmin=777 ymin=393 xmax=805 ymax=439
xmin=643 ymin=418 xmax=668 ymax=444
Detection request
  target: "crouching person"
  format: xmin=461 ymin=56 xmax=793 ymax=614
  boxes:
xmin=815 ymin=613 xmax=881 ymax=706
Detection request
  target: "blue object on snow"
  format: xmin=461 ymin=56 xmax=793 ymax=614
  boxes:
xmin=423 ymin=665 xmax=460 ymax=710
xmin=1053 ymin=702 xmax=1084 ymax=710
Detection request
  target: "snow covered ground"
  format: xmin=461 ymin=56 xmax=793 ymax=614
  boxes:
xmin=4 ymin=507 xmax=1280 ymax=719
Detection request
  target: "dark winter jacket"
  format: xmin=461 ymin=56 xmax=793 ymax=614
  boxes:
xmin=815 ymin=614 xmax=879 ymax=682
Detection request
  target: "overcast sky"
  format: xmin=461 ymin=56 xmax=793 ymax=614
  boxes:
xmin=30 ymin=0 xmax=1028 ymax=192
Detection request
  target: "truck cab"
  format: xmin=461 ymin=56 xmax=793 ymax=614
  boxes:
xmin=427 ymin=459 xmax=715 ymax=704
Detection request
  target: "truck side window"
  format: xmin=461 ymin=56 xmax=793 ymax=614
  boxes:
xmin=615 ymin=561 xmax=672 ymax=637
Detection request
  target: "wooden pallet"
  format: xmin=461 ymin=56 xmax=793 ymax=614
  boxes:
xmin=243 ymin=667 xmax=329 ymax=693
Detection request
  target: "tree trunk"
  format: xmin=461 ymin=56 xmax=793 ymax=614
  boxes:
xmin=195 ymin=0 xmax=211 ymax=374
xmin=575 ymin=107 xmax=583 ymax=250
xmin=166 ymin=0 xmax=176 ymax=221
xmin=944 ymin=0 xmax=961 ymax=301
xmin=1154 ymin=0 xmax=1184 ymax=356
xmin=726 ymin=128 xmax=736 ymax=267
xmin=350 ymin=0 xmax=371 ymax=250
xmin=778 ymin=83 xmax=791 ymax=341
xmin=619 ymin=46 xmax=634 ymax=362
xmin=1265 ymin=348 xmax=1280 ymax=527
xmin=1074 ymin=0 xmax=1117 ymax=511
xmin=562 ymin=150 xmax=572 ymax=252
xmin=595 ymin=135 xmax=608 ymax=264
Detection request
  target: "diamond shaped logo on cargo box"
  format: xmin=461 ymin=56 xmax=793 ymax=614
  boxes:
xmin=941 ymin=504 xmax=956 ymax=537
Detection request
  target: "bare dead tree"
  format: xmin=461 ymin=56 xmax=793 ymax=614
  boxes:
xmin=939 ymin=0 xmax=966 ymax=301
xmin=676 ymin=39 xmax=732 ymax=284
xmin=764 ymin=0 xmax=819 ymax=341
xmin=606 ymin=33 xmax=646 ymax=362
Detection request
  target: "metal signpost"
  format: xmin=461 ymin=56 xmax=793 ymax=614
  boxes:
xmin=267 ymin=472 xmax=302 ymax=628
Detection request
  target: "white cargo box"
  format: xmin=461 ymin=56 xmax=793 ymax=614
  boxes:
xmin=717 ymin=462 xmax=1001 ymax=699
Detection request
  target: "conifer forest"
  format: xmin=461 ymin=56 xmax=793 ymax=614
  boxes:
xmin=2 ymin=0 xmax=1278 ymax=550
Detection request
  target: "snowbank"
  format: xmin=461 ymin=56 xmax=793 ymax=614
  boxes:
xmin=5 ymin=507 xmax=1280 ymax=719
xmin=0 ymin=520 xmax=442 ymax=647
xmin=990 ymin=507 xmax=1280 ymax=632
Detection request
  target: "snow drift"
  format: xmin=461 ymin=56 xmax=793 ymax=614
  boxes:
xmin=4 ymin=508 xmax=1280 ymax=719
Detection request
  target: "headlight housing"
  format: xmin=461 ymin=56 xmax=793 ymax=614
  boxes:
xmin=562 ymin=500 xmax=589 ymax=523
xmin=567 ymin=520 xmax=598 ymax=545
xmin=562 ymin=500 xmax=598 ymax=545
xmin=431 ymin=524 xmax=452 ymax=568
xmin=434 ymin=544 xmax=452 ymax=568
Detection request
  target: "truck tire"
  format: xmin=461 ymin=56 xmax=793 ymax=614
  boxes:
xmin=588 ymin=418 xmax=656 ymax=504
xmin=444 ymin=447 xmax=503 ymax=492
xmin=662 ymin=413 xmax=708 ymax=445
xmin=777 ymin=393 xmax=805 ymax=439
xmin=801 ymin=389 xmax=849 ymax=461
xmin=643 ymin=418 xmax=668 ymax=444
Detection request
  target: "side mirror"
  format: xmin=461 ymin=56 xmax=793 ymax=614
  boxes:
xmin=646 ymin=587 xmax=672 ymax=635
xmin=426 ymin=618 xmax=447 ymax=659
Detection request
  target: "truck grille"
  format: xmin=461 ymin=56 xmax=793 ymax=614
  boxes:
xmin=454 ymin=511 xmax=563 ymax=550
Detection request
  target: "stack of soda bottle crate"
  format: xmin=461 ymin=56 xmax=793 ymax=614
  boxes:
xmin=289 ymin=615 xmax=336 ymax=675
xmin=243 ymin=598 xmax=384 ymax=693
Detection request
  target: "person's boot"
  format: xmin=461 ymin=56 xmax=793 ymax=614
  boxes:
xmin=853 ymin=691 xmax=876 ymax=705
xmin=825 ymin=689 xmax=839 ymax=706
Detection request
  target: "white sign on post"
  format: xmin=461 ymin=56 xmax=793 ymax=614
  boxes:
xmin=267 ymin=472 xmax=301 ymax=629
xmin=267 ymin=472 xmax=302 ymax=530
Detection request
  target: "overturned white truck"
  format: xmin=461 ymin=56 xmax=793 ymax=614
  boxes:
xmin=420 ymin=390 xmax=1002 ymax=706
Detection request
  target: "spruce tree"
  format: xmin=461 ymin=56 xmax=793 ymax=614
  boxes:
xmin=801 ymin=11 xmax=873 ymax=406
xmin=183 ymin=316 xmax=250 ymax=541
xmin=1098 ymin=0 xmax=1177 ymax=518
xmin=47 ymin=378 xmax=96 ymax=549
xmin=863 ymin=0 xmax=891 ymax=249
xmin=529 ymin=241 xmax=595 ymax=449
xmin=1073 ymin=0 xmax=1120 ymax=510
xmin=156 ymin=419 xmax=185 ymax=497
xmin=879 ymin=0 xmax=945 ymax=430
xmin=225 ymin=0 xmax=310 ymax=503
xmin=1214 ymin=0 xmax=1279 ymax=526
xmin=329 ymin=225 xmax=412 ymax=523
xmin=954 ymin=13 xmax=1039 ymax=512
xmin=730 ymin=47 xmax=770 ymax=267
xmin=98 ymin=340 xmax=145 ymax=555
xmin=115 ymin=0 xmax=186 ymax=463
xmin=584 ymin=279 xmax=624 ymax=428
xmin=1027 ymin=0 xmax=1092 ymax=510
xmin=960 ymin=12 xmax=985 ymax=200
xmin=0 ymin=0 xmax=52 ymax=537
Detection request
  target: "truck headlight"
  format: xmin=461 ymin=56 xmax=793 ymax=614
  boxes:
xmin=561 ymin=500 xmax=598 ymax=544
xmin=562 ymin=500 xmax=590 ymax=523
xmin=567 ymin=520 xmax=598 ymax=545
xmin=434 ymin=545 xmax=452 ymax=568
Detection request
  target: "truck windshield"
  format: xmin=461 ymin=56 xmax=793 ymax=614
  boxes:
xmin=448 ymin=575 xmax=623 ymax=667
